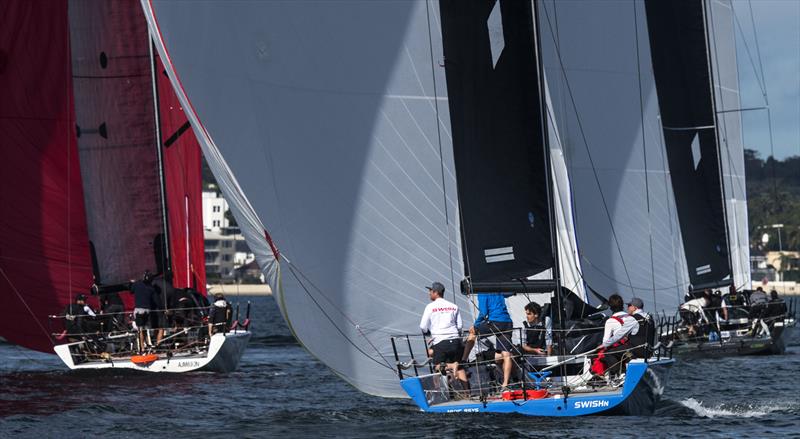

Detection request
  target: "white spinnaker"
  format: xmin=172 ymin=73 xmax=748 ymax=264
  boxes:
xmin=706 ymin=0 xmax=751 ymax=290
xmin=143 ymin=0 xmax=466 ymax=398
xmin=538 ymin=0 xmax=689 ymax=314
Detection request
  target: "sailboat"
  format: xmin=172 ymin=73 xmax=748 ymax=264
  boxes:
xmin=140 ymin=0 xmax=698 ymax=415
xmin=0 ymin=0 xmax=249 ymax=372
xmin=646 ymin=0 xmax=796 ymax=357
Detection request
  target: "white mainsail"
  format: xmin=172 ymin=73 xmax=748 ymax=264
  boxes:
xmin=538 ymin=0 xmax=689 ymax=313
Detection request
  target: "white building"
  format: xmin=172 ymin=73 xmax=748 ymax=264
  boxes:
xmin=202 ymin=191 xmax=229 ymax=231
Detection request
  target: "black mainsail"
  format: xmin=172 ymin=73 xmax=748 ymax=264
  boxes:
xmin=440 ymin=0 xmax=557 ymax=295
xmin=645 ymin=0 xmax=739 ymax=290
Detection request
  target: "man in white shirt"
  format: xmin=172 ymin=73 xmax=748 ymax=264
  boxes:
xmin=419 ymin=281 xmax=467 ymax=385
xmin=591 ymin=294 xmax=637 ymax=376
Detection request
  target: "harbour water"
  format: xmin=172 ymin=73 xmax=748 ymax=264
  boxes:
xmin=1 ymin=296 xmax=798 ymax=438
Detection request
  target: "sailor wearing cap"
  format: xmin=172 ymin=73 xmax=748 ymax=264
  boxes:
xmin=419 ymin=282 xmax=468 ymax=387
xmin=627 ymin=297 xmax=654 ymax=358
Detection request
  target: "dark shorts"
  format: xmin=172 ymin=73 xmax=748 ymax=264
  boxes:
xmin=134 ymin=309 xmax=150 ymax=329
xmin=432 ymin=338 xmax=463 ymax=364
xmin=150 ymin=311 xmax=167 ymax=329
xmin=476 ymin=321 xmax=514 ymax=353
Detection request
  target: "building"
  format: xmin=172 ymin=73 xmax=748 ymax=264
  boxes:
xmin=202 ymin=191 xmax=229 ymax=230
xmin=204 ymin=228 xmax=255 ymax=281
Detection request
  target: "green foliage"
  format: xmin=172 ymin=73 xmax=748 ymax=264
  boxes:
xmin=746 ymin=150 xmax=800 ymax=251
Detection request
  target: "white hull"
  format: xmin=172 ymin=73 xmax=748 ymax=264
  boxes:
xmin=54 ymin=331 xmax=251 ymax=373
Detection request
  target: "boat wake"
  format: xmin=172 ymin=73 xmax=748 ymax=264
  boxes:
xmin=679 ymin=397 xmax=797 ymax=418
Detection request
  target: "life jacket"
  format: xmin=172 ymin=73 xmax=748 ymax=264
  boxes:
xmin=211 ymin=300 xmax=232 ymax=331
xmin=523 ymin=320 xmax=546 ymax=350
xmin=628 ymin=313 xmax=654 ymax=358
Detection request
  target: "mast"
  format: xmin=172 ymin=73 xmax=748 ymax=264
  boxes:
xmin=532 ymin=0 xmax=565 ymax=355
xmin=149 ymin=32 xmax=171 ymax=286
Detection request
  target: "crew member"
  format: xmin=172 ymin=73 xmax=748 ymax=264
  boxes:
xmin=208 ymin=292 xmax=233 ymax=335
xmin=461 ymin=292 xmax=514 ymax=392
xmin=521 ymin=302 xmax=552 ymax=357
xmin=591 ymin=294 xmax=637 ymax=376
xmin=626 ymin=297 xmax=654 ymax=358
xmin=419 ymin=282 xmax=468 ymax=388
xmin=679 ymin=294 xmax=709 ymax=336
xmin=63 ymin=294 xmax=98 ymax=340
xmin=131 ymin=271 xmax=156 ymax=353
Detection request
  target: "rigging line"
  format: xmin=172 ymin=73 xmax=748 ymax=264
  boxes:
xmin=66 ymin=27 xmax=73 ymax=307
xmin=731 ymin=4 xmax=767 ymax=96
xmin=632 ymin=1 xmax=657 ymax=309
xmin=425 ymin=0 xmax=457 ymax=302
xmin=656 ymin=113 xmax=685 ymax=303
xmin=0 ymin=267 xmax=54 ymax=345
xmin=539 ymin=1 xmax=635 ymax=294
xmin=744 ymin=0 xmax=780 ymax=280
xmin=283 ymin=261 xmax=394 ymax=371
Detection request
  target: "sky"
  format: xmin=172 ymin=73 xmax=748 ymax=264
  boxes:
xmin=733 ymin=0 xmax=800 ymax=160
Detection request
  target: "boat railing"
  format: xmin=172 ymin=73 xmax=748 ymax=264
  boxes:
xmin=390 ymin=323 xmax=670 ymax=403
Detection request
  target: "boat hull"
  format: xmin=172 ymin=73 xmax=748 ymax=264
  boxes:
xmin=673 ymin=318 xmax=795 ymax=359
xmin=400 ymin=358 xmax=673 ymax=417
xmin=54 ymin=331 xmax=251 ymax=373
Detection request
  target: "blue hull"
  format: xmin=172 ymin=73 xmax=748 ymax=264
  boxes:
xmin=400 ymin=359 xmax=673 ymax=417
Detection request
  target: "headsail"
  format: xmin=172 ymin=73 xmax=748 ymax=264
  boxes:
xmin=0 ymin=1 xmax=94 ymax=352
xmin=155 ymin=54 xmax=207 ymax=293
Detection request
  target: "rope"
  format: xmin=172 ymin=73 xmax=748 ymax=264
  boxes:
xmin=424 ymin=0 xmax=457 ymax=304
xmin=631 ymin=1 xmax=658 ymax=311
xmin=283 ymin=260 xmax=394 ymax=371
xmin=0 ymin=267 xmax=54 ymax=345
xmin=539 ymin=1 xmax=635 ymax=295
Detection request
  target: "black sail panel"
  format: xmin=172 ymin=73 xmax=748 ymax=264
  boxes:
xmin=645 ymin=0 xmax=731 ymax=289
xmin=440 ymin=0 xmax=553 ymax=289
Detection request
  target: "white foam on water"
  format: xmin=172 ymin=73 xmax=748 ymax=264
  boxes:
xmin=680 ymin=397 xmax=796 ymax=418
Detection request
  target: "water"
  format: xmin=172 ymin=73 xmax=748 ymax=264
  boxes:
xmin=1 ymin=296 xmax=798 ymax=438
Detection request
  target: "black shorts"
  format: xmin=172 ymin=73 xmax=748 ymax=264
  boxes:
xmin=149 ymin=311 xmax=167 ymax=329
xmin=475 ymin=321 xmax=514 ymax=353
xmin=134 ymin=310 xmax=150 ymax=328
xmin=432 ymin=338 xmax=463 ymax=364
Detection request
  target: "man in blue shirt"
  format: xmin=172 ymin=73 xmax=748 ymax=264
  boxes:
xmin=468 ymin=293 xmax=514 ymax=392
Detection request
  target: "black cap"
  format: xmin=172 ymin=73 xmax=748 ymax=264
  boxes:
xmin=76 ymin=294 xmax=87 ymax=302
xmin=425 ymin=282 xmax=445 ymax=295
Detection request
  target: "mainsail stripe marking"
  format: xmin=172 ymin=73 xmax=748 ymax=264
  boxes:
xmin=486 ymin=254 xmax=515 ymax=263
xmin=484 ymin=247 xmax=514 ymax=256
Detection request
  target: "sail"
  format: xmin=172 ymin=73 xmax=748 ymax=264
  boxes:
xmin=143 ymin=0 xmax=467 ymax=397
xmin=69 ymin=0 xmax=165 ymax=286
xmin=645 ymin=0 xmax=750 ymax=291
xmin=155 ymin=55 xmax=207 ymax=293
xmin=439 ymin=0 xmax=555 ymax=291
xmin=645 ymin=0 xmax=733 ymax=291
xmin=538 ymin=0 xmax=689 ymax=312
xmin=706 ymin=0 xmax=751 ymax=290
xmin=0 ymin=1 xmax=94 ymax=352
